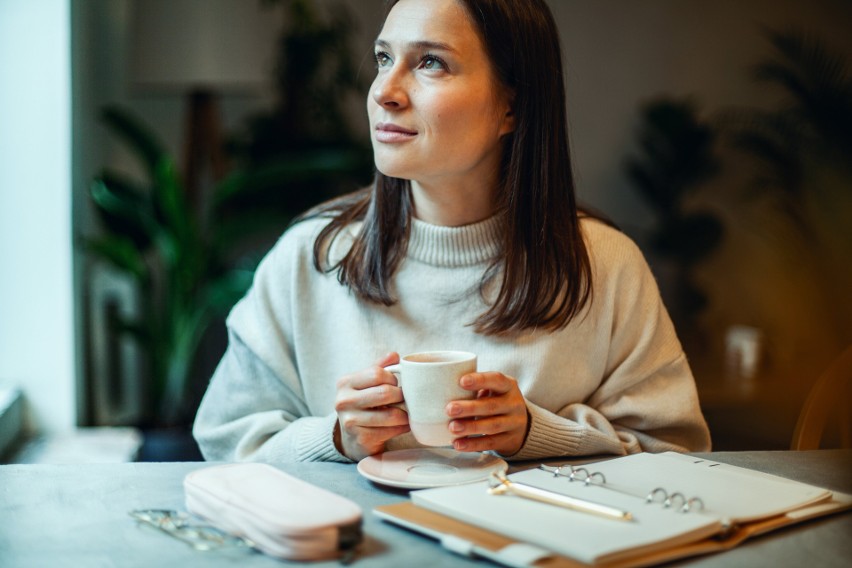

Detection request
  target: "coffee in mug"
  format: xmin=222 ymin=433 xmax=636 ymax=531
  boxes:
xmin=386 ymin=351 xmax=477 ymax=446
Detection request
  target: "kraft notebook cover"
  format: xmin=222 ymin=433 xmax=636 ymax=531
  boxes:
xmin=375 ymin=452 xmax=852 ymax=567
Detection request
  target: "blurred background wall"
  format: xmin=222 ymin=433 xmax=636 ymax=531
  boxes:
xmin=2 ymin=0 xmax=850 ymax=458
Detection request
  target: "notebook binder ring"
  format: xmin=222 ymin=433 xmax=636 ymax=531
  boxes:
xmin=585 ymin=471 xmax=606 ymax=486
xmin=541 ymin=464 xmax=706 ymax=514
xmin=547 ymin=465 xmax=568 ymax=478
xmin=537 ymin=465 xmax=606 ymax=487
xmin=684 ymin=497 xmax=705 ymax=513
xmin=645 ymin=488 xmax=703 ymax=513
xmin=571 ymin=467 xmax=590 ymax=482
xmin=646 ymin=487 xmax=668 ymax=504
xmin=664 ymin=492 xmax=687 ymax=510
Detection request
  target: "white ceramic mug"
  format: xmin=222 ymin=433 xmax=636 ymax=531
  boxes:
xmin=386 ymin=351 xmax=477 ymax=447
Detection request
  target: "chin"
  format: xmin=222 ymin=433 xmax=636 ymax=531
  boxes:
xmin=373 ymin=158 xmax=415 ymax=181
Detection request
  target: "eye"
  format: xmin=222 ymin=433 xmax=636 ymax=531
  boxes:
xmin=420 ymin=54 xmax=447 ymax=72
xmin=375 ymin=51 xmax=392 ymax=69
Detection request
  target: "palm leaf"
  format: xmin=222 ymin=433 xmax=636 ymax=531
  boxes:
xmin=626 ymin=98 xmax=718 ymax=215
xmin=101 ymin=106 xmax=167 ymax=178
xmin=719 ymin=107 xmax=804 ymax=197
xmin=83 ymin=236 xmax=149 ymax=281
xmin=754 ymin=29 xmax=852 ymax=156
xmin=212 ymin=149 xmax=365 ymax=208
xmin=90 ymin=175 xmax=157 ymax=250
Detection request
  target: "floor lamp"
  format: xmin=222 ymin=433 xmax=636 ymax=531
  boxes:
xmin=129 ymin=0 xmax=278 ymax=206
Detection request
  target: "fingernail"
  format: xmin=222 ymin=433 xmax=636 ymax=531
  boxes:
xmin=450 ymin=421 xmax=464 ymax=433
xmin=461 ymin=375 xmax=474 ymax=388
xmin=447 ymin=403 xmax=460 ymax=416
xmin=455 ymin=439 xmax=467 ymax=450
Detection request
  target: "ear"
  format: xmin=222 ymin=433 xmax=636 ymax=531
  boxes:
xmin=498 ymin=89 xmax=516 ymax=136
xmin=500 ymin=106 xmax=516 ymax=136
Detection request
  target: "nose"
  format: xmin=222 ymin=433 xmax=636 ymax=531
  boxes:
xmin=371 ymin=66 xmax=409 ymax=109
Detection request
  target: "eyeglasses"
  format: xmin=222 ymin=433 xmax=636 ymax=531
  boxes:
xmin=129 ymin=509 xmax=253 ymax=552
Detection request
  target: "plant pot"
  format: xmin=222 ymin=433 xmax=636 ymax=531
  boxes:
xmin=137 ymin=426 xmax=203 ymax=462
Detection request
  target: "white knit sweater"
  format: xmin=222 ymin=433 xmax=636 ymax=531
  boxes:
xmin=193 ymin=215 xmax=711 ymax=462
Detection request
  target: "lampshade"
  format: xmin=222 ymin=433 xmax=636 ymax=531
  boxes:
xmin=130 ymin=0 xmax=280 ymax=93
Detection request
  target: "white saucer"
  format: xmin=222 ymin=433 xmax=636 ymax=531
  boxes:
xmin=357 ymin=448 xmax=507 ymax=489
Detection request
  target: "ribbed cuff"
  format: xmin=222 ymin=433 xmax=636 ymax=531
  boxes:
xmin=505 ymin=402 xmax=585 ymax=461
xmin=517 ymin=401 xmax=632 ymax=460
xmin=294 ymin=413 xmax=353 ymax=463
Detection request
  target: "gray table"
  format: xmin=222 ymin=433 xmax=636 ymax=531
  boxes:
xmin=1 ymin=451 xmax=850 ymax=567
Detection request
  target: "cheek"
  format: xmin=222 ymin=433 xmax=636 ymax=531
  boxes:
xmin=442 ymin=85 xmax=497 ymax=122
xmin=432 ymin=98 xmax=497 ymax=142
xmin=366 ymin=97 xmax=378 ymax=122
xmin=366 ymin=79 xmax=382 ymax=118
xmin=425 ymin=98 xmax=466 ymax=136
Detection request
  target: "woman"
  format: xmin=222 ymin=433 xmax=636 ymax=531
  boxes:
xmin=193 ymin=0 xmax=711 ymax=463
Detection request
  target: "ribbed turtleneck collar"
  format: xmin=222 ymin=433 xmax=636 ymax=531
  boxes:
xmin=406 ymin=215 xmax=502 ymax=267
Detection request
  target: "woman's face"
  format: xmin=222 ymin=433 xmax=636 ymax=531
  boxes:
xmin=368 ymin=0 xmax=514 ymax=190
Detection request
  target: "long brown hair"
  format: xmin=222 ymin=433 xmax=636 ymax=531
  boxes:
xmin=306 ymin=0 xmax=591 ymax=336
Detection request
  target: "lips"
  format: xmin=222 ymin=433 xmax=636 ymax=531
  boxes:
xmin=375 ymin=122 xmax=417 ymax=143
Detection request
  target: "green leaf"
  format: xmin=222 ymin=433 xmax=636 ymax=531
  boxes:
xmin=90 ymin=176 xmax=156 ymax=251
xmin=82 ymin=236 xmax=149 ymax=281
xmin=151 ymin=230 xmax=180 ymax=271
xmin=158 ymin=304 xmax=214 ymax=424
xmin=101 ymin=106 xmax=167 ymax=177
xmin=151 ymin=159 xmax=192 ymax=238
xmin=213 ymin=149 xmax=364 ymax=208
xmin=150 ymin=160 xmax=206 ymax=289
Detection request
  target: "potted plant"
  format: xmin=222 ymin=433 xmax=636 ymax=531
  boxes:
xmin=719 ymin=29 xmax=852 ymax=367
xmin=625 ymin=97 xmax=724 ymax=326
xmin=721 ymin=29 xmax=852 ymax=288
xmin=85 ymin=0 xmax=373 ymax=458
xmin=87 ymin=108 xmax=260 ymax=430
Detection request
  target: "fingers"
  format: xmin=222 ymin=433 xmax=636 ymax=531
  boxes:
xmin=450 ymin=412 xmax=527 ymax=455
xmin=449 ymin=412 xmax=515 ymax=437
xmin=338 ymin=406 xmax=409 ymax=429
xmin=375 ymin=351 xmax=400 ymax=369
xmin=336 ymin=352 xmax=403 ymax=406
xmin=334 ymin=352 xmax=408 ymax=461
xmin=457 ymin=371 xmax=514 ymax=394
xmin=337 ymin=381 xmax=404 ymax=410
xmin=446 ymin=371 xmax=528 ymax=455
xmin=336 ymin=420 xmax=411 ymax=462
xmin=453 ymin=431 xmax=518 ymax=453
xmin=337 ymin=409 xmax=410 ymax=460
xmin=447 ymin=372 xmax=518 ymax=419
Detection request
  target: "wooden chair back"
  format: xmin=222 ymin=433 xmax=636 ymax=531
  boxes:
xmin=790 ymin=344 xmax=852 ymax=450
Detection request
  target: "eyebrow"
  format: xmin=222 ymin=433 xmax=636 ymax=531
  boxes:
xmin=374 ymin=39 xmax=458 ymax=54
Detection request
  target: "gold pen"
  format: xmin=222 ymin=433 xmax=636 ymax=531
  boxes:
xmin=488 ymin=471 xmax=634 ymax=522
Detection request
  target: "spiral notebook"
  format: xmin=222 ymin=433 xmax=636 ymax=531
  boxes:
xmin=375 ymin=452 xmax=852 ymax=567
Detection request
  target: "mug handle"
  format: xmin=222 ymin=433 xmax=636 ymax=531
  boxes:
xmin=383 ymin=364 xmax=406 ymax=411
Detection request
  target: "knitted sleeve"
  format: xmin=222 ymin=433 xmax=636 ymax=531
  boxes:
xmin=192 ymin=222 xmax=351 ymax=463
xmin=193 ymin=331 xmax=349 ymax=463
xmin=507 ymin=223 xmax=712 ymax=460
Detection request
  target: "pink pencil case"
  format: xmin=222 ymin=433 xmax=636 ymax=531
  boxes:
xmin=184 ymin=463 xmax=362 ymax=561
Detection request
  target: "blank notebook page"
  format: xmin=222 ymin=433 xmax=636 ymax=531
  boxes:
xmin=587 ymin=452 xmax=831 ymax=523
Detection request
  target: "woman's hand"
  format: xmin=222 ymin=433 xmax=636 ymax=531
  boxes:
xmin=334 ymin=352 xmax=410 ymax=461
xmin=446 ymin=372 xmax=529 ymax=456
